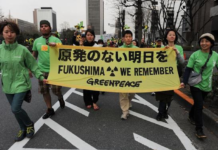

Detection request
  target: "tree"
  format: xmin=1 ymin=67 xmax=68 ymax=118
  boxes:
xmin=60 ymin=28 xmax=74 ymax=45
xmin=108 ymin=0 xmax=127 ymax=38
xmin=120 ymin=0 xmax=151 ymax=45
xmin=0 ymin=8 xmax=4 ymax=21
xmin=127 ymin=3 xmax=151 ymax=41
xmin=60 ymin=21 xmax=70 ymax=30
xmin=152 ymin=0 xmax=211 ymax=45
xmin=60 ymin=21 xmax=73 ymax=45
xmin=145 ymin=0 xmax=186 ymax=43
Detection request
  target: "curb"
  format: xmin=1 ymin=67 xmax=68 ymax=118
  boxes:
xmin=174 ymin=89 xmax=218 ymax=138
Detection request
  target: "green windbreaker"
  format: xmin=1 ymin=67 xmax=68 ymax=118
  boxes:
xmin=0 ymin=41 xmax=44 ymax=94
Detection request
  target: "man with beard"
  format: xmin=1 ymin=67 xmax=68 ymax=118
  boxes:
xmin=32 ymin=20 xmax=65 ymax=119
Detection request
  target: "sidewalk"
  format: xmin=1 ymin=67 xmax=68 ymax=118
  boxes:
xmin=174 ymin=87 xmax=218 ymax=138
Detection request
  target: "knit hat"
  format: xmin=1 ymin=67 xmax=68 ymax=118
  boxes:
xmin=199 ymin=33 xmax=215 ymax=48
xmin=40 ymin=20 xmax=51 ymax=28
xmin=199 ymin=33 xmax=215 ymax=42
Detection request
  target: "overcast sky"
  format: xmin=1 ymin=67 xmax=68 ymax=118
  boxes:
xmin=0 ymin=0 xmax=118 ymax=34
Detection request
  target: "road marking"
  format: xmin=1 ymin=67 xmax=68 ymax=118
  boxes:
xmin=9 ymin=118 xmax=45 ymax=150
xmin=53 ymin=88 xmax=76 ymax=112
xmin=65 ymin=91 xmax=196 ymax=150
xmin=64 ymin=91 xmax=197 ymax=150
xmin=22 ymin=149 xmax=73 ymax=150
xmin=129 ymin=110 xmax=171 ymax=129
xmin=45 ymin=119 xmax=96 ymax=150
xmin=8 ymin=90 xmax=196 ymax=150
xmin=72 ymin=90 xmax=83 ymax=96
xmin=9 ymin=88 xmax=93 ymax=150
xmin=134 ymin=94 xmax=196 ymax=150
xmin=134 ymin=133 xmax=171 ymax=150
xmin=65 ymin=102 xmax=89 ymax=117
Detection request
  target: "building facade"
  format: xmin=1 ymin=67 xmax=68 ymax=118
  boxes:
xmin=183 ymin=0 xmax=218 ymax=46
xmin=86 ymin=0 xmax=104 ymax=35
xmin=14 ymin=19 xmax=38 ymax=34
xmin=33 ymin=7 xmax=57 ymax=31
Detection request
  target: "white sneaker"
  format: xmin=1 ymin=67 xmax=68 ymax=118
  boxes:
xmin=121 ymin=112 xmax=129 ymax=120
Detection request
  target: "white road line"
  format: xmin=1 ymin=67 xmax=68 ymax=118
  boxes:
xmin=8 ymin=118 xmax=45 ymax=150
xmin=134 ymin=94 xmax=196 ymax=150
xmin=22 ymin=149 xmax=74 ymax=150
xmin=45 ymin=118 xmax=96 ymax=150
xmin=72 ymin=90 xmax=83 ymax=96
xmin=65 ymin=102 xmax=89 ymax=117
xmin=64 ymin=89 xmax=89 ymax=116
xmin=129 ymin=110 xmax=171 ymax=129
xmin=133 ymin=95 xmax=158 ymax=112
xmin=8 ymin=88 xmax=76 ymax=150
xmin=8 ymin=90 xmax=196 ymax=150
xmin=70 ymin=91 xmax=196 ymax=150
xmin=166 ymin=117 xmax=196 ymax=150
xmin=53 ymin=88 xmax=75 ymax=112
xmin=134 ymin=133 xmax=171 ymax=150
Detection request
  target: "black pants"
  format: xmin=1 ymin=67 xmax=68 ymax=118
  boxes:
xmin=189 ymin=86 xmax=209 ymax=131
xmin=83 ymin=90 xmax=100 ymax=106
xmin=158 ymin=101 xmax=171 ymax=114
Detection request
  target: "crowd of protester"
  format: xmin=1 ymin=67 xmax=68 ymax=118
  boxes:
xmin=0 ymin=20 xmax=218 ymax=142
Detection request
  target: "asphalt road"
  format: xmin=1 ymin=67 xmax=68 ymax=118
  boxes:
xmin=0 ymin=78 xmax=218 ymax=150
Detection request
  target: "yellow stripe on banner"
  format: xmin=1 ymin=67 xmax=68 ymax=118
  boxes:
xmin=48 ymin=46 xmax=180 ymax=93
xmin=56 ymin=45 xmax=166 ymax=51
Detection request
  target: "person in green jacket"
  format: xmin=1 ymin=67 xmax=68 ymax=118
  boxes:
xmin=119 ymin=30 xmax=138 ymax=120
xmin=0 ymin=21 xmax=45 ymax=142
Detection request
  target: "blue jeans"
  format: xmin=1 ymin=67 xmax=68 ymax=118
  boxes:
xmin=6 ymin=92 xmax=32 ymax=131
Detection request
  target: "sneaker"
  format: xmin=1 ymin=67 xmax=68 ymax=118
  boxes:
xmin=14 ymin=130 xmax=26 ymax=142
xmin=121 ymin=112 xmax=129 ymax=120
xmin=58 ymin=98 xmax=65 ymax=109
xmin=42 ymin=108 xmax=55 ymax=119
xmin=156 ymin=113 xmax=163 ymax=121
xmin=151 ymin=92 xmax=155 ymax=96
xmin=196 ymin=130 xmax=207 ymax=139
xmin=188 ymin=117 xmax=196 ymax=125
xmin=26 ymin=123 xmax=35 ymax=138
